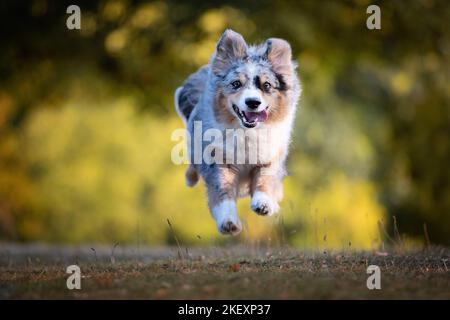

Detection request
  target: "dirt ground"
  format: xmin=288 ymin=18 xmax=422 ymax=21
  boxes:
xmin=0 ymin=243 xmax=448 ymax=299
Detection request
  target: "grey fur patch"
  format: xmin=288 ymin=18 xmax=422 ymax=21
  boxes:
xmin=177 ymin=66 xmax=209 ymax=121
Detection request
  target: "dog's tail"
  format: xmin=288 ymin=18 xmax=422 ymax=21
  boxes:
xmin=174 ymin=65 xmax=209 ymax=125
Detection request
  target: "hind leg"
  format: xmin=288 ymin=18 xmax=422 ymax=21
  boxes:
xmin=185 ymin=165 xmax=199 ymax=187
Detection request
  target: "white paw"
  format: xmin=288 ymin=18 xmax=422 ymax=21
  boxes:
xmin=212 ymin=200 xmax=242 ymax=235
xmin=251 ymin=192 xmax=279 ymax=216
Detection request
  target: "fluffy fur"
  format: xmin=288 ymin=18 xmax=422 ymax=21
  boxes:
xmin=175 ymin=30 xmax=301 ymax=235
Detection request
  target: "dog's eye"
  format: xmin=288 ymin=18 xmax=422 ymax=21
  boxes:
xmin=263 ymin=82 xmax=272 ymax=91
xmin=231 ymin=80 xmax=242 ymax=89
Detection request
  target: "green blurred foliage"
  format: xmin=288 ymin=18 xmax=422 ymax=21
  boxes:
xmin=0 ymin=0 xmax=448 ymax=247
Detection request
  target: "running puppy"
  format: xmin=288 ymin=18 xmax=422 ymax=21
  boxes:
xmin=174 ymin=29 xmax=300 ymax=235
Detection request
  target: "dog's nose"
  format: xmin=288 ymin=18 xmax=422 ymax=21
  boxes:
xmin=245 ymin=98 xmax=261 ymax=109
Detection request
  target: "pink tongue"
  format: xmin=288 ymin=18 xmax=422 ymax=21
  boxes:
xmin=243 ymin=110 xmax=268 ymax=122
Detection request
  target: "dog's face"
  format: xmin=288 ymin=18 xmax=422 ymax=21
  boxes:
xmin=212 ymin=30 xmax=296 ymax=128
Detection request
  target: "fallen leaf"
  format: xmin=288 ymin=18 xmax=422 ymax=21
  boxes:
xmin=228 ymin=263 xmax=241 ymax=272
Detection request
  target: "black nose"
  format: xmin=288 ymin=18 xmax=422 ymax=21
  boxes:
xmin=245 ymin=98 xmax=261 ymax=109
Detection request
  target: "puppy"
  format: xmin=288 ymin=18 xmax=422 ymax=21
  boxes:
xmin=174 ymin=29 xmax=300 ymax=235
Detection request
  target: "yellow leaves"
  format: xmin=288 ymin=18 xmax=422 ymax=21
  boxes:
xmin=102 ymin=0 xmax=127 ymax=22
xmin=21 ymin=100 xmax=179 ymax=243
xmin=298 ymin=51 xmax=320 ymax=74
xmin=283 ymin=172 xmax=385 ymax=249
xmin=130 ymin=2 xmax=167 ymax=29
xmin=198 ymin=9 xmax=227 ymax=34
xmin=18 ymin=218 xmax=44 ymax=240
xmin=80 ymin=13 xmax=98 ymax=37
xmin=0 ymin=91 xmax=14 ymax=129
xmin=198 ymin=7 xmax=255 ymax=35
xmin=423 ymin=52 xmax=440 ymax=72
xmin=305 ymin=122 xmax=325 ymax=146
xmin=104 ymin=2 xmax=166 ymax=55
xmin=105 ymin=28 xmax=130 ymax=55
xmin=390 ymin=71 xmax=413 ymax=96
xmin=175 ymin=38 xmax=217 ymax=67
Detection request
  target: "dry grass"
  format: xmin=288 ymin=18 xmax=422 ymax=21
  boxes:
xmin=0 ymin=244 xmax=448 ymax=299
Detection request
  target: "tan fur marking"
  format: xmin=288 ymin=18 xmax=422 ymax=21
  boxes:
xmin=214 ymin=89 xmax=237 ymax=124
xmin=265 ymin=90 xmax=290 ymax=124
xmin=250 ymin=168 xmax=283 ymax=202
xmin=250 ymin=148 xmax=284 ymax=202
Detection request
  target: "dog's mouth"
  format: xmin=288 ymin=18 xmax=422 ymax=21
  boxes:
xmin=232 ymin=105 xmax=269 ymax=128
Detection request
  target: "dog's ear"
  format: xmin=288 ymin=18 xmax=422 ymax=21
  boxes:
xmin=264 ymin=38 xmax=292 ymax=75
xmin=212 ymin=29 xmax=247 ymax=76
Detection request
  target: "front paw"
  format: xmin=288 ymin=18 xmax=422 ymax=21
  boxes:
xmin=251 ymin=192 xmax=279 ymax=216
xmin=212 ymin=200 xmax=242 ymax=236
xmin=219 ymin=220 xmax=242 ymax=235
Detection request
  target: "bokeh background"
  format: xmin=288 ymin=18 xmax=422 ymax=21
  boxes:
xmin=0 ymin=0 xmax=448 ymax=249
